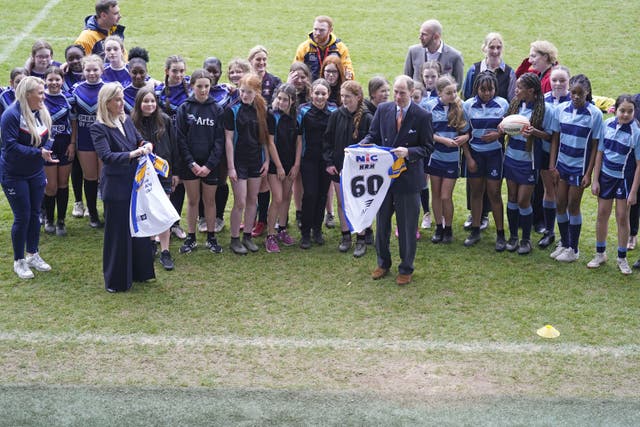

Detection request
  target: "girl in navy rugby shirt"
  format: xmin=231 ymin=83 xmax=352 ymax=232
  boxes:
xmin=225 ymin=74 xmax=270 ymax=254
xmin=102 ymin=36 xmax=130 ymax=86
xmin=63 ymin=45 xmax=85 ymax=93
xmin=71 ymin=54 xmax=104 ymax=228
xmin=298 ymin=78 xmax=337 ymax=249
xmin=0 ymin=68 xmax=27 ymax=117
xmin=265 ymin=84 xmax=300 ymax=252
xmin=27 ymin=40 xmax=60 ymax=80
xmin=43 ymin=67 xmax=74 ymax=236
xmin=156 ymin=55 xmax=190 ymax=238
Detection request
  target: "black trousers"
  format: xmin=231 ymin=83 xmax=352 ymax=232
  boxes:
xmin=103 ymin=199 xmax=155 ymax=292
xmin=300 ymin=157 xmax=331 ymax=237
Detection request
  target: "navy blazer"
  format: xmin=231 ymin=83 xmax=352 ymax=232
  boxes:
xmin=360 ymin=101 xmax=433 ymax=194
xmin=91 ymin=117 xmax=143 ymax=202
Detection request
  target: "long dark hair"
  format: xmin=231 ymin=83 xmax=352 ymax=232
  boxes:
xmin=132 ymin=86 xmax=165 ymax=141
xmin=507 ymin=73 xmax=544 ymax=152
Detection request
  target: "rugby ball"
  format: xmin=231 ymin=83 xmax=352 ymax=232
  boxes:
xmin=500 ymin=114 xmax=530 ymax=136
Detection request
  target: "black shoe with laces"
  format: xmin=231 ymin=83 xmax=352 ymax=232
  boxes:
xmin=206 ymin=237 xmax=223 ymax=253
xmin=159 ymin=250 xmax=174 ymax=270
xmin=179 ymin=236 xmax=197 ymax=254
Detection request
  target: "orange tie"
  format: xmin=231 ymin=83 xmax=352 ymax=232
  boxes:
xmin=396 ymin=107 xmax=403 ymax=131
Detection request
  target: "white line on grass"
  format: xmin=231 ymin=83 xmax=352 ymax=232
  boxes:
xmin=1 ymin=331 xmax=639 ymax=357
xmin=0 ymin=0 xmax=64 ymax=63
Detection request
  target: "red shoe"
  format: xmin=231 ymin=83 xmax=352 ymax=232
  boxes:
xmin=251 ymin=221 xmax=266 ymax=237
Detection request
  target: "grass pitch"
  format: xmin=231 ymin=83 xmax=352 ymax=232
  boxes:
xmin=1 ymin=0 xmax=640 ymax=424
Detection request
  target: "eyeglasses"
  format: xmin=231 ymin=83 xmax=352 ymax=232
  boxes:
xmin=324 ymin=70 xmax=338 ymax=75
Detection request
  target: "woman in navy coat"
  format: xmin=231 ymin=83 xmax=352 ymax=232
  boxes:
xmin=90 ymin=82 xmax=155 ymax=292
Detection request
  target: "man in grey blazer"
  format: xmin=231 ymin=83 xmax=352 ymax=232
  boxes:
xmin=403 ymin=19 xmax=464 ymax=88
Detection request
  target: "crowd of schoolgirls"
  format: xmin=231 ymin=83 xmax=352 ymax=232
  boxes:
xmin=2 ymin=30 xmax=640 ymax=281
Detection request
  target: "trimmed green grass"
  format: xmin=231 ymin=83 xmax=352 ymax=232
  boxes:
xmin=1 ymin=0 xmax=640 ymax=423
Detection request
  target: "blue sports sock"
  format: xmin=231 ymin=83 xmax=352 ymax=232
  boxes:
xmin=519 ymin=206 xmax=533 ymax=240
xmin=618 ymin=247 xmax=627 ymax=259
xmin=543 ymin=200 xmax=557 ymax=235
xmin=569 ymin=214 xmax=582 ymax=252
xmin=557 ymin=212 xmax=569 ymax=247
xmin=507 ymin=202 xmax=519 ymax=239
xmin=596 ymin=241 xmax=606 ymax=253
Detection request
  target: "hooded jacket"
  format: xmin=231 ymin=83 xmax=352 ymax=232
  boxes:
xmin=294 ymin=32 xmax=354 ymax=80
xmin=75 ymin=15 xmax=126 ymax=59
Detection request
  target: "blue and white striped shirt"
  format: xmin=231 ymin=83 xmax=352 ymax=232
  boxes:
xmin=462 ymin=95 xmax=509 ymax=152
xmin=553 ymin=101 xmax=603 ymax=175
xmin=425 ymin=97 xmax=469 ymax=164
xmin=504 ymin=101 xmax=555 ymax=167
xmin=599 ymin=118 xmax=640 ymax=179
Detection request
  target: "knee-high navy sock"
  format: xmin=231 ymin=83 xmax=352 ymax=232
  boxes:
xmin=543 ymin=200 xmax=556 ymax=235
xmin=420 ymin=187 xmax=430 ymax=213
xmin=43 ymin=194 xmax=56 ymax=223
xmin=557 ymin=212 xmax=569 ymax=247
xmin=56 ymin=187 xmax=69 ymax=222
xmin=71 ymin=157 xmax=83 ymax=203
xmin=216 ymin=183 xmax=229 ymax=220
xmin=84 ymin=179 xmax=99 ymax=219
xmin=569 ymin=214 xmax=582 ymax=252
xmin=257 ymin=190 xmax=270 ymax=223
xmin=519 ymin=206 xmax=533 ymax=241
xmin=507 ymin=201 xmax=519 ymax=239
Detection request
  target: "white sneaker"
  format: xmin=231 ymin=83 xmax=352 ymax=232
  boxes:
xmin=617 ymin=257 xmax=632 ymax=275
xmin=214 ymin=217 xmax=225 ymax=233
xmin=26 ymin=253 xmax=52 ymax=271
xmin=556 ymin=247 xmax=579 ymax=262
xmin=198 ymin=217 xmax=207 ymax=233
xmin=72 ymin=201 xmax=85 ymax=218
xmin=587 ymin=252 xmax=608 ymax=268
xmin=14 ymin=259 xmax=34 ymax=279
xmin=550 ymin=245 xmax=567 ymax=259
xmin=170 ymin=224 xmax=187 ymax=239
xmin=421 ymin=212 xmax=432 ymax=229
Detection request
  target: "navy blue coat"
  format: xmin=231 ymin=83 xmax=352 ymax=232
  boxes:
xmin=360 ymin=101 xmax=433 ymax=193
xmin=91 ymin=117 xmax=142 ymax=202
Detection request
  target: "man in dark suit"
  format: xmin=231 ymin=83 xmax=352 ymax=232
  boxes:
xmin=404 ymin=19 xmax=464 ymax=88
xmin=360 ymin=75 xmax=433 ymax=285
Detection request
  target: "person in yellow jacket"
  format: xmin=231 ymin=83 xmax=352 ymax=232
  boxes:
xmin=75 ymin=0 xmax=126 ymax=60
xmin=294 ymin=16 xmax=354 ymax=81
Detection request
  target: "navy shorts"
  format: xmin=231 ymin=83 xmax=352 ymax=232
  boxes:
xmin=180 ymin=165 xmax=219 ymax=186
xmin=268 ymin=162 xmax=293 ymax=176
xmin=427 ymin=158 xmax=459 ymax=179
xmin=465 ymin=147 xmax=503 ymax=180
xmin=503 ymin=156 xmax=536 ymax=185
xmin=556 ymin=163 xmax=583 ymax=187
xmin=598 ymin=172 xmax=629 ymax=200
xmin=235 ymin=163 xmax=262 ymax=180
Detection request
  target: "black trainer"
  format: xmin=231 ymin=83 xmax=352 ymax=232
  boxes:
xmin=159 ymin=250 xmax=174 ymax=270
xmin=206 ymin=238 xmax=223 ymax=253
xmin=179 ymin=236 xmax=197 ymax=254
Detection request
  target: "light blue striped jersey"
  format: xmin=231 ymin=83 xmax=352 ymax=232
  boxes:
xmin=544 ymin=92 xmax=571 ymax=106
xmin=462 ymin=95 xmax=509 ymax=152
xmin=504 ymin=101 xmax=555 ymax=167
xmin=599 ymin=117 xmax=640 ymax=179
xmin=425 ymin=97 xmax=469 ymax=164
xmin=552 ymin=101 xmax=604 ymax=175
